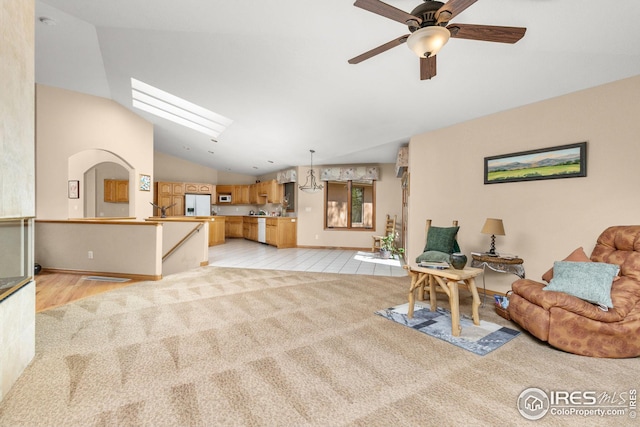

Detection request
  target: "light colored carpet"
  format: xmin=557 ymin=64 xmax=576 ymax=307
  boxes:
xmin=0 ymin=267 xmax=637 ymax=426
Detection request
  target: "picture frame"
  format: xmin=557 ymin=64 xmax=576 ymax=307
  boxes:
xmin=139 ymin=174 xmax=151 ymax=191
xmin=68 ymin=180 xmax=80 ymax=199
xmin=484 ymin=142 xmax=587 ymax=185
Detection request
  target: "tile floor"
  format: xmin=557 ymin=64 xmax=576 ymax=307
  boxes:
xmin=208 ymin=238 xmax=408 ymax=277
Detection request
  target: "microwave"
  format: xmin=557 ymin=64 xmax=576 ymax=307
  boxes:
xmin=219 ymin=195 xmax=231 ymax=203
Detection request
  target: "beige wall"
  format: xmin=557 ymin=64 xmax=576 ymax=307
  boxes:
xmin=408 ymin=75 xmax=640 ymax=293
xmin=1 ymin=0 xmax=35 ymax=219
xmin=217 ymin=170 xmax=257 ymax=185
xmin=154 ymin=151 xmax=258 ymax=186
xmin=154 ymin=151 xmax=219 ymax=183
xmin=1 ymin=0 xmax=35 ymax=402
xmin=297 ymin=163 xmax=403 ymax=249
xmin=36 ymin=85 xmax=154 ymax=220
xmin=35 ymin=221 xmax=163 ymax=277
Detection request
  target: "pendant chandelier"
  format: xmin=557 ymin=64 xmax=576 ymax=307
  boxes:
xmin=298 ymin=149 xmax=324 ymax=194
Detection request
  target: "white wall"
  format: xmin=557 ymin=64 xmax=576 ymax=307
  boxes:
xmin=408 ymin=75 xmax=640 ymax=293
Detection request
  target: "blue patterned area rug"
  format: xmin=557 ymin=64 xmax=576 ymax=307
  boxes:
xmin=375 ymin=303 xmax=520 ymax=356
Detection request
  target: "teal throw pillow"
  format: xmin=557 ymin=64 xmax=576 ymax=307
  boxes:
xmin=416 ymin=250 xmax=451 ymax=263
xmin=543 ymin=261 xmax=619 ymax=308
xmin=424 ymin=226 xmax=460 ymax=254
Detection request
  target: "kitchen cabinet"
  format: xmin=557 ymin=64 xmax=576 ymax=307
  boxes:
xmin=272 ymin=217 xmax=297 ymax=248
xmin=208 ymin=217 xmax=225 ymax=246
xmin=216 ymin=185 xmax=233 ymax=203
xmin=155 ymin=181 xmax=214 ymax=216
xmin=266 ymin=218 xmax=277 ymax=246
xmin=172 ymin=183 xmax=185 ymax=195
xmin=154 ymin=181 xmax=185 ymax=216
xmin=224 ymin=216 xmax=244 ymax=238
xmin=104 ymin=179 xmax=129 ymax=203
xmin=235 ymin=185 xmax=250 ymax=204
xmin=216 ymin=184 xmax=251 ymax=204
xmin=246 ymin=216 xmax=296 ymax=248
xmin=243 ymin=217 xmax=259 ymax=241
xmin=185 ymin=182 xmax=213 ymax=194
xmin=255 ymin=180 xmax=284 ymax=204
xmin=249 ymin=184 xmax=258 ymax=204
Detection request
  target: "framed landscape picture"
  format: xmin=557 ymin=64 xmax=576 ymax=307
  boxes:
xmin=484 ymin=142 xmax=587 ymax=184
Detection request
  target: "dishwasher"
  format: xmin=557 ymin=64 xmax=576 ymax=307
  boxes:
xmin=257 ymin=217 xmax=266 ymax=243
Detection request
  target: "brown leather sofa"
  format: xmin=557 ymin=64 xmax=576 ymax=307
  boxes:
xmin=508 ymin=226 xmax=640 ymax=358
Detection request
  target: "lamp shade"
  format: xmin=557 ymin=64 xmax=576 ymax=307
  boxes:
xmin=481 ymin=218 xmax=505 ymax=236
xmin=406 ymin=26 xmax=451 ymax=58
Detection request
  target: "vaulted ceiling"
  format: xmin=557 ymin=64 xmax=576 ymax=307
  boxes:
xmin=35 ymin=0 xmax=640 ymax=175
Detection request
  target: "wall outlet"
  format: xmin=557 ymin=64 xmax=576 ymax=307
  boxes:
xmin=315 ymin=234 xmax=319 ymax=240
xmin=88 ymin=250 xmax=93 ymax=259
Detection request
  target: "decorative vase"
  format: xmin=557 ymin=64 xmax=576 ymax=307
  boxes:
xmin=450 ymin=252 xmax=467 ymax=270
xmin=380 ymin=249 xmax=391 ymax=259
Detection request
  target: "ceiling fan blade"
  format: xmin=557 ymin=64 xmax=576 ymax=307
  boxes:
xmin=447 ymin=23 xmax=526 ymax=44
xmin=354 ymin=0 xmax=422 ymax=26
xmin=436 ymin=0 xmax=477 ymax=23
xmin=348 ymin=35 xmax=409 ymax=64
xmin=420 ymin=56 xmax=437 ymax=80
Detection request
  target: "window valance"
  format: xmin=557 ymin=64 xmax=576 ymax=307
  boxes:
xmin=276 ymin=168 xmax=297 ymax=184
xmin=319 ymin=166 xmax=378 ymax=182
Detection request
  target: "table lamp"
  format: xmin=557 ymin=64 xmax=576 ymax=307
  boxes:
xmin=481 ymin=218 xmax=505 ymax=256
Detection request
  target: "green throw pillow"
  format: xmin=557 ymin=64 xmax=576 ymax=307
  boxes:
xmin=543 ymin=261 xmax=619 ymax=308
xmin=424 ymin=226 xmax=460 ymax=254
xmin=416 ymin=250 xmax=451 ymax=263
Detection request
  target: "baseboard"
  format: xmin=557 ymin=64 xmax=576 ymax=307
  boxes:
xmin=296 ymin=245 xmax=372 ymax=251
xmin=41 ymin=268 xmax=161 ymax=281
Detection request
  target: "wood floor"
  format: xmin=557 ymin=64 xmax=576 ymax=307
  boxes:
xmin=35 ymin=271 xmax=139 ymax=312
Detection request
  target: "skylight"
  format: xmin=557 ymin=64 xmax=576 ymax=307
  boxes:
xmin=131 ymin=78 xmax=232 ymax=138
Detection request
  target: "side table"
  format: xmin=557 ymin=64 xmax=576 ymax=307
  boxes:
xmin=405 ymin=265 xmax=484 ymax=337
xmin=470 ymin=254 xmax=525 ymax=301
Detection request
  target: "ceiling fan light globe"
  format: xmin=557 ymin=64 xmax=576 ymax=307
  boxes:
xmin=407 ymin=26 xmax=450 ymax=58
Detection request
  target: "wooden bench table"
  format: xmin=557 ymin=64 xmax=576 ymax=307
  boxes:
xmin=405 ymin=264 xmax=484 ymax=337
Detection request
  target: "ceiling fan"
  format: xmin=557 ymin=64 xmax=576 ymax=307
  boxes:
xmin=348 ymin=0 xmax=526 ymax=80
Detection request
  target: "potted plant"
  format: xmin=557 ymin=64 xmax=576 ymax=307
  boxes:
xmin=380 ymin=232 xmax=404 ymax=259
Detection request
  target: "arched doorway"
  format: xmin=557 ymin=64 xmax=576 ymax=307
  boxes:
xmin=68 ymin=149 xmax=135 ymax=218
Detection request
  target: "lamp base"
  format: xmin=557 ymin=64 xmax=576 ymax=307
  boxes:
xmin=487 ymin=235 xmax=499 ymax=256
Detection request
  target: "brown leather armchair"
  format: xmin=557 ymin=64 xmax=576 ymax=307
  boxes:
xmin=508 ymin=226 xmax=640 ymax=358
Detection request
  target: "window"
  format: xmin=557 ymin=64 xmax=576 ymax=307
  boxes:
xmin=283 ymin=182 xmax=295 ymax=212
xmin=325 ymin=181 xmax=375 ymax=229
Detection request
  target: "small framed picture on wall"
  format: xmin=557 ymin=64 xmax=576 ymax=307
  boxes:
xmin=68 ymin=180 xmax=80 ymax=199
xmin=139 ymin=174 xmax=151 ymax=191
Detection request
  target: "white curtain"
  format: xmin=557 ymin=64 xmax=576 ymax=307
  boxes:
xmin=319 ymin=166 xmax=378 ymax=182
xmin=276 ymin=168 xmax=297 ymax=184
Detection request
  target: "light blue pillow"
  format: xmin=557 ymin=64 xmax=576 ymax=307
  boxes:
xmin=543 ymin=261 xmax=619 ymax=308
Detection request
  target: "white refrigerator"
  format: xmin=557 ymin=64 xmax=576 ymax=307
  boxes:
xmin=185 ymin=194 xmax=211 ymax=216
